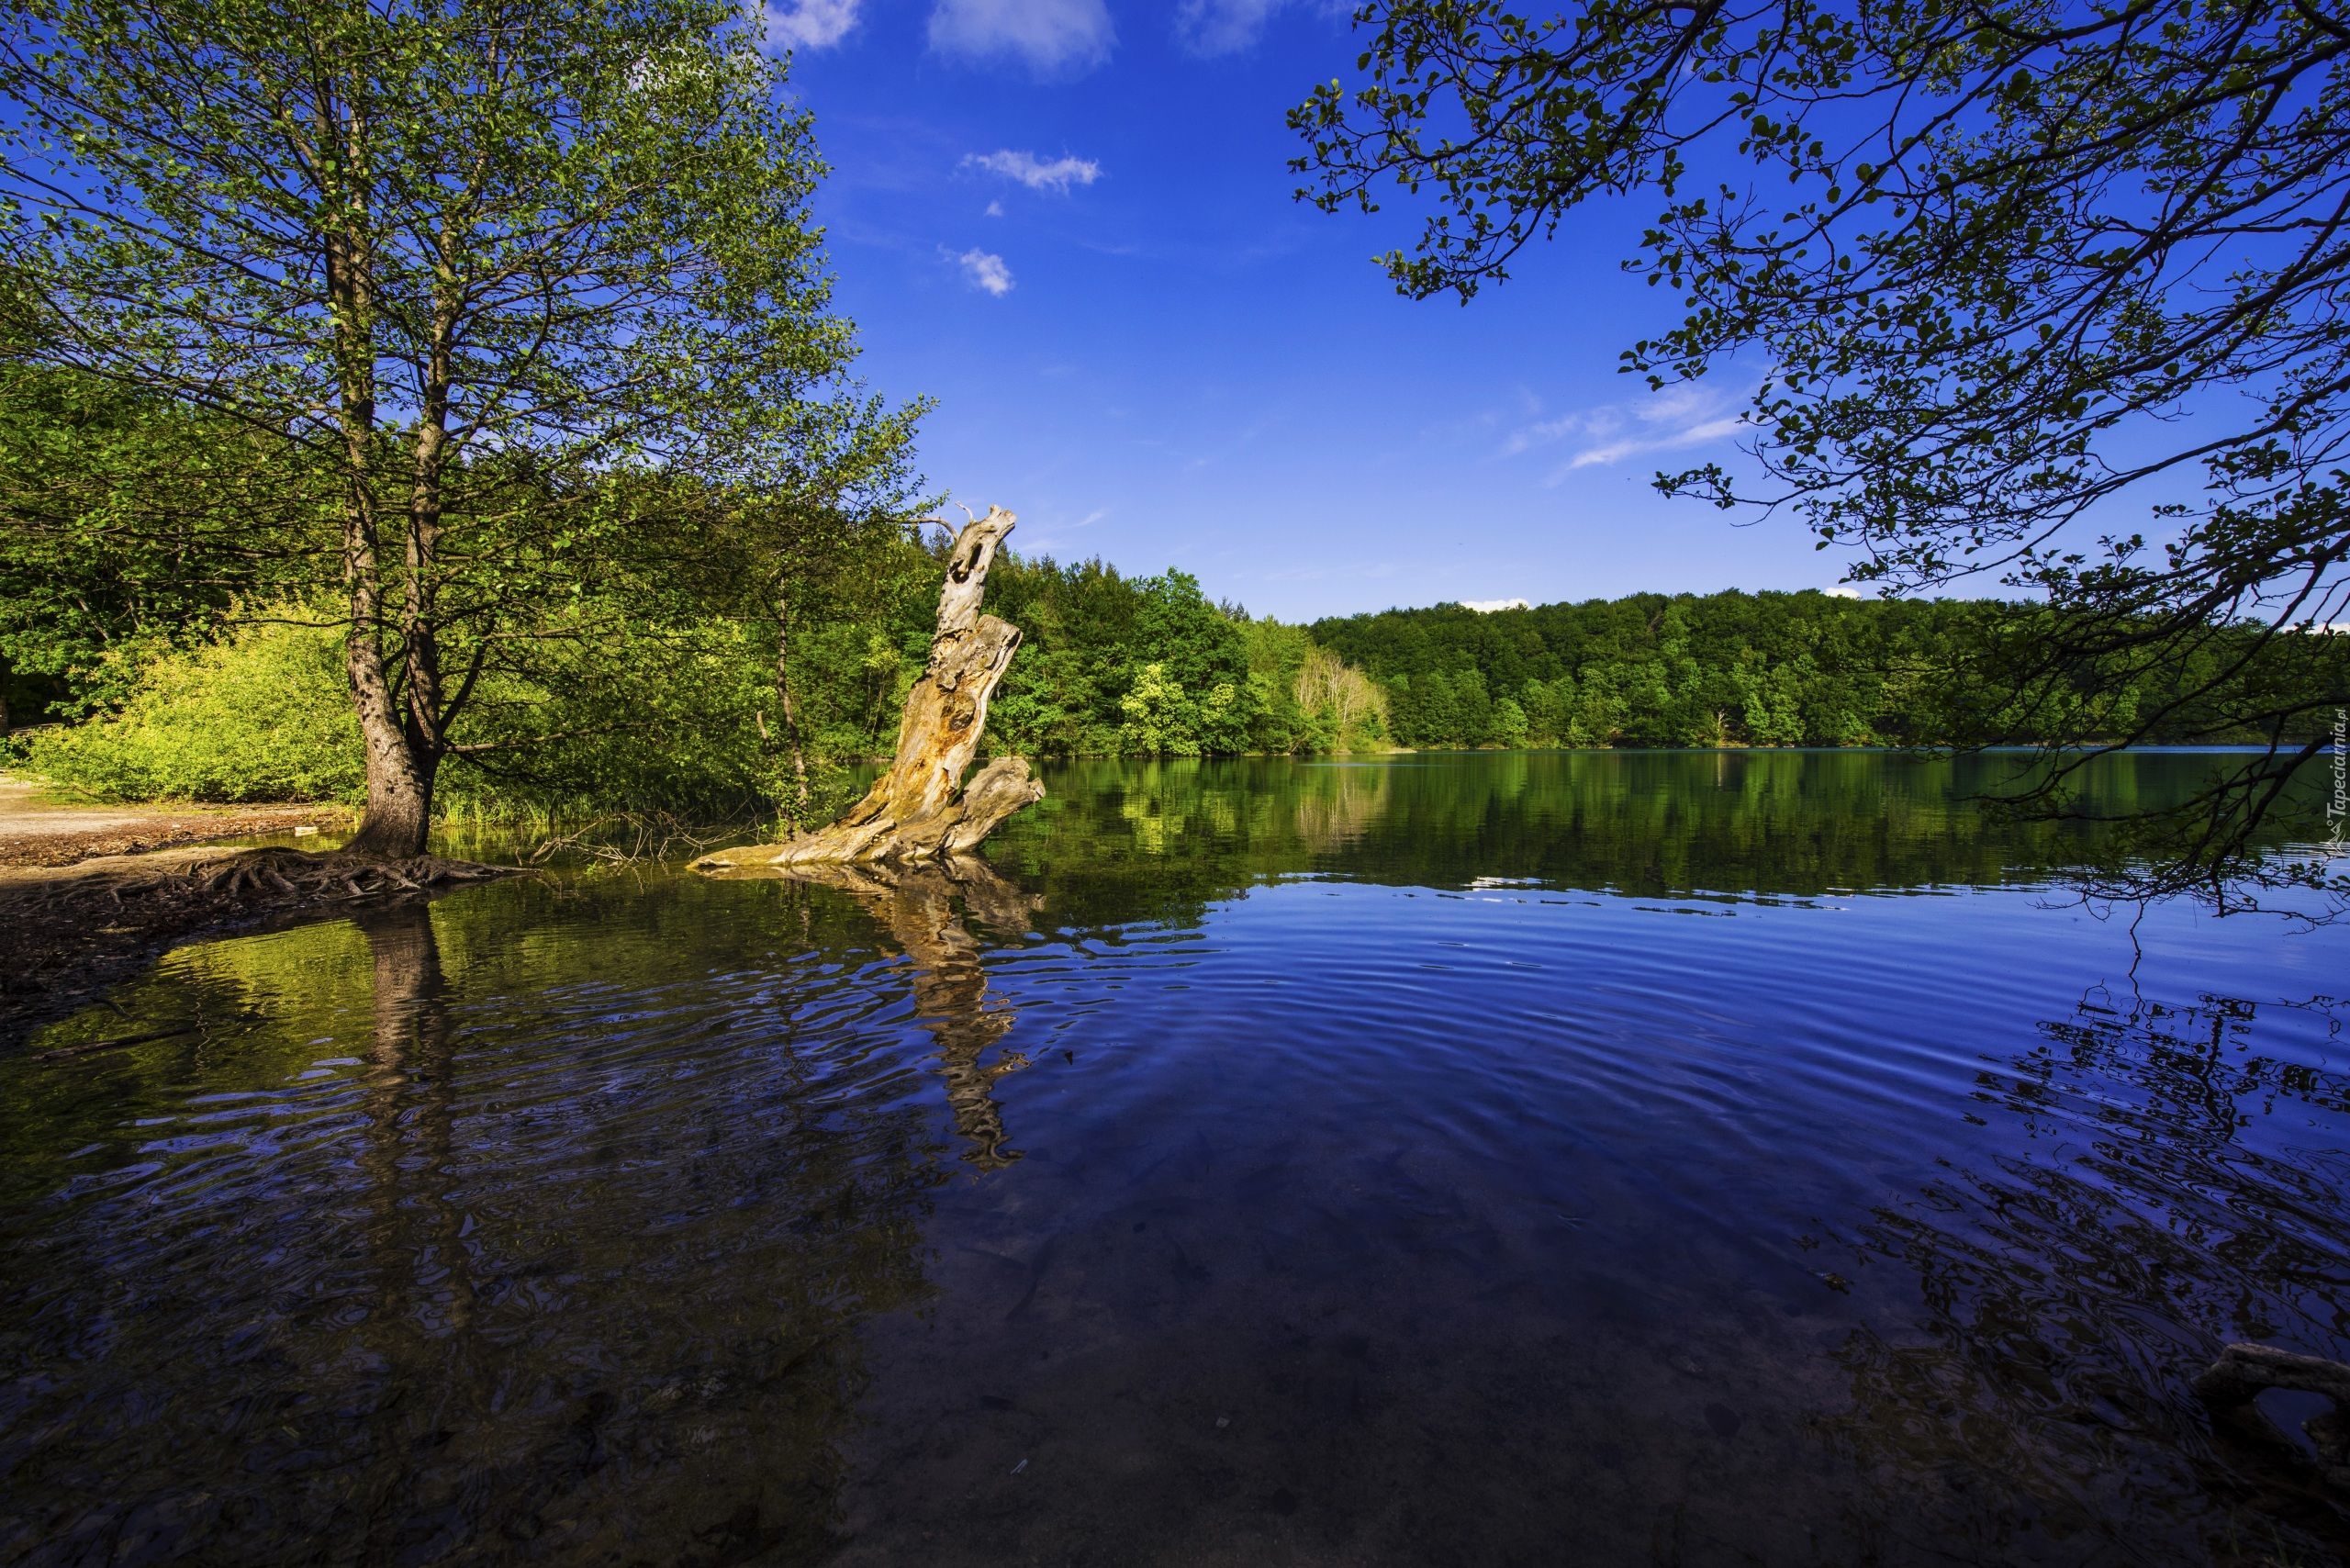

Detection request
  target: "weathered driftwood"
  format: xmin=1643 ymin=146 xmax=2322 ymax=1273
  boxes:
xmin=694 ymin=505 xmax=1043 ymax=870
xmin=2196 ymin=1341 xmax=2350 ymax=1490
xmin=703 ymin=855 xmax=1038 ymax=1169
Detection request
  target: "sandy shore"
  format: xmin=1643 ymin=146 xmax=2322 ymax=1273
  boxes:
xmin=0 ymin=774 xmax=345 ymax=867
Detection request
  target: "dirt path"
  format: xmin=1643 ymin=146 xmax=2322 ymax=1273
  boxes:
xmin=0 ymin=775 xmax=344 ymax=868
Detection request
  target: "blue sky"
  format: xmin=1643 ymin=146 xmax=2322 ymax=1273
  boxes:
xmin=768 ymin=0 xmax=1863 ymax=622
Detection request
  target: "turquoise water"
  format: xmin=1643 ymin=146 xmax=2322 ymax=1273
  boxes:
xmin=3 ymin=751 xmax=2345 ymax=1564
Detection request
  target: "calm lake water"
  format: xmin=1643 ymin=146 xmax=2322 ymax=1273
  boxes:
xmin=5 ymin=751 xmax=2347 ymax=1566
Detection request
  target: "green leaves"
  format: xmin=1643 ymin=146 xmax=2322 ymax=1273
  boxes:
xmin=1291 ymin=0 xmax=2349 ymax=892
xmin=1 ymin=0 xmax=924 ymax=829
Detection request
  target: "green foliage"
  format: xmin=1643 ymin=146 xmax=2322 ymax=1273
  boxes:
xmin=1291 ymin=0 xmax=2349 ymax=896
xmin=29 ymin=605 xmax=775 ymax=816
xmin=0 ymin=367 xmax=319 ymax=721
xmin=1311 ymin=591 xmax=2338 ymax=752
xmin=27 ymin=615 xmax=360 ymax=802
xmin=985 ymin=554 xmax=1385 ymax=760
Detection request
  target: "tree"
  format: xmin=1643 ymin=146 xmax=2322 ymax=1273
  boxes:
xmin=0 ymin=367 xmax=316 ymax=720
xmin=1293 ymin=641 xmax=1390 ymax=750
xmin=1293 ymin=0 xmax=2350 ymax=902
xmin=3 ymin=0 xmax=911 ymax=855
xmin=1491 ymin=694 xmax=1529 ymax=748
xmin=1118 ymin=663 xmax=1194 ymax=756
xmin=685 ymin=440 xmax=931 ymax=833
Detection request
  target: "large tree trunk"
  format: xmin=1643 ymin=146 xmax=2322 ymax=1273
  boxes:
xmin=695 ymin=505 xmax=1043 ymax=870
xmin=346 ymin=730 xmax=436 ymax=858
xmin=323 ymin=104 xmax=437 ymax=865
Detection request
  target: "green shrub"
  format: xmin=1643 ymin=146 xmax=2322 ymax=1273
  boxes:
xmin=27 ymin=613 xmax=361 ymax=801
xmin=436 ymin=615 xmax=774 ymax=821
xmin=25 ymin=609 xmax=786 ymax=817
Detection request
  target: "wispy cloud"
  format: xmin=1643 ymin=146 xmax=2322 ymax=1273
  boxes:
xmin=756 ymin=0 xmax=860 ymax=50
xmin=947 ymin=246 xmax=1014 ymax=297
xmin=1016 ymin=506 xmax=1113 ymax=556
xmin=1175 ymin=0 xmax=1348 ymax=55
xmin=1499 ymin=413 xmax=1587 ymax=457
xmin=962 ymin=150 xmax=1103 ymax=194
xmin=1499 ymin=384 xmax=1748 ymax=478
xmin=1174 ymin=0 xmax=1281 ymax=54
xmin=1560 ymin=416 xmax=1742 ymax=475
xmin=928 ymin=0 xmax=1113 ymax=73
xmin=984 ymin=199 xmax=1004 ymax=218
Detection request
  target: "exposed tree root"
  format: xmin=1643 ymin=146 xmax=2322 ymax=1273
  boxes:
xmin=1 ymin=847 xmax=514 ymax=1048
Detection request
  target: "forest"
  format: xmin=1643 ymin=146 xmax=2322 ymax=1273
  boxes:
xmin=5 ymin=356 xmax=2334 ymax=830
xmin=1305 ymin=592 xmax=2337 ymax=752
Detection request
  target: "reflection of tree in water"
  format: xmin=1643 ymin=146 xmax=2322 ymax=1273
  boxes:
xmin=1288 ymin=761 xmax=1393 ymax=855
xmin=729 ymin=857 xmax=1040 ymax=1172
xmin=1810 ymin=990 xmax=2350 ymax=1561
xmin=1 ymin=892 xmax=950 ymax=1567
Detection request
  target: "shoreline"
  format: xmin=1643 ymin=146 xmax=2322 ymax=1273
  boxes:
xmin=0 ymin=774 xmax=348 ymax=868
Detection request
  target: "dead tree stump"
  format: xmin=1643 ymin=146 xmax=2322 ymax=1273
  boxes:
xmin=694 ymin=505 xmax=1044 ymax=870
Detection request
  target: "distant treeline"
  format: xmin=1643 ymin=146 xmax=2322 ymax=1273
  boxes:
xmin=1309 ymin=592 xmax=2327 ymax=750
xmin=985 ymin=557 xmax=1386 ymax=759
xmin=12 ymin=539 xmax=2333 ymax=822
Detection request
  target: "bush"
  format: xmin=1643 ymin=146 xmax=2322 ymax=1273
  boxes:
xmin=24 ymin=609 xmax=785 ymax=818
xmin=27 ymin=613 xmax=361 ymax=801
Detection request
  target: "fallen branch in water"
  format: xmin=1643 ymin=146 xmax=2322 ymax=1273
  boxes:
xmin=525 ymin=812 xmax=746 ymax=867
xmin=31 ymin=1023 xmax=202 ymax=1061
xmin=2196 ymin=1342 xmax=2350 ymax=1491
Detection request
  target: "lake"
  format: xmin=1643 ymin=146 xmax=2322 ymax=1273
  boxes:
xmin=4 ymin=751 xmax=2346 ymax=1565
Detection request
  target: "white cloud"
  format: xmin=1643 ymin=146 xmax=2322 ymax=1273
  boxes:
xmin=1824 ymin=586 xmax=1863 ymax=599
xmin=1459 ymin=598 xmax=1531 ymax=613
xmin=949 ymin=247 xmax=1014 ymax=297
xmin=962 ymin=150 xmax=1103 ymax=194
xmin=1561 ymin=415 xmax=1743 ymax=473
xmin=928 ymin=0 xmax=1113 ymax=73
xmin=757 ymin=0 xmax=860 ymax=50
xmin=984 ymin=199 xmax=1004 ymax=218
xmin=1175 ymin=0 xmax=1283 ymax=54
xmin=1500 ymin=383 xmax=1749 ymax=479
xmin=1500 ymin=413 xmax=1589 ymax=457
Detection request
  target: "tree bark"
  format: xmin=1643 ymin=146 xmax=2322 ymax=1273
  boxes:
xmin=695 ymin=505 xmax=1043 ymax=869
xmin=322 ymin=89 xmax=437 ymax=862
xmin=773 ymin=588 xmax=812 ymax=833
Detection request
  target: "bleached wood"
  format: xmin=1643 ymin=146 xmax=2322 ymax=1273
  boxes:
xmin=694 ymin=505 xmax=1043 ymax=869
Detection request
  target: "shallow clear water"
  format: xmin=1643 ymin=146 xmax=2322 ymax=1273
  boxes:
xmin=5 ymin=751 xmax=2347 ymax=1565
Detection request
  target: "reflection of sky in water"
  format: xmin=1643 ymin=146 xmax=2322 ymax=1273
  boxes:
xmin=4 ymin=752 xmax=2346 ymax=1565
